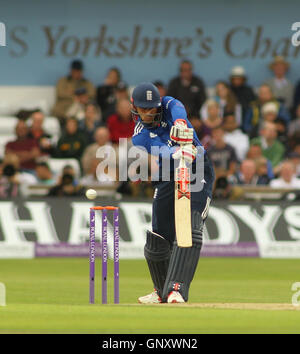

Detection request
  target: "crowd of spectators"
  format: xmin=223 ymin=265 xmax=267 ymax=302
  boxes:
xmin=1 ymin=56 xmax=300 ymax=199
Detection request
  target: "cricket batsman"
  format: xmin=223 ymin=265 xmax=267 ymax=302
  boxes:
xmin=131 ymin=82 xmax=215 ymax=303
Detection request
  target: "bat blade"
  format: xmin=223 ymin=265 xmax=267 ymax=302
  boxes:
xmin=175 ymin=164 xmax=192 ymax=247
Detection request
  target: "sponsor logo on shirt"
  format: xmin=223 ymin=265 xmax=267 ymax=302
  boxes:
xmin=133 ymin=122 xmax=143 ymax=136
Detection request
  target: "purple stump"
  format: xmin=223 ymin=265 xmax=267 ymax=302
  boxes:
xmin=102 ymin=209 xmax=108 ymax=304
xmin=89 ymin=209 xmax=96 ymax=304
xmin=113 ymin=208 xmax=120 ymax=304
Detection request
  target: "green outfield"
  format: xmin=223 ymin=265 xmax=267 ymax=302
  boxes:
xmin=0 ymin=258 xmax=299 ymax=334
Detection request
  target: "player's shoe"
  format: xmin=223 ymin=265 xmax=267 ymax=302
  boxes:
xmin=167 ymin=291 xmax=185 ymax=303
xmin=138 ymin=289 xmax=162 ymax=304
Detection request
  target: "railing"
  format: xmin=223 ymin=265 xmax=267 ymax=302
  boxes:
xmin=21 ymin=183 xmax=300 ymax=201
xmin=231 ymin=185 xmax=300 ymax=201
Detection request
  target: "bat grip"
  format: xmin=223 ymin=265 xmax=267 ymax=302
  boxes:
xmin=179 ymin=142 xmax=187 ymax=169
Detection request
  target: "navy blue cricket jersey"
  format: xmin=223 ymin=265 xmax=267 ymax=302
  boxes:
xmin=132 ymin=96 xmax=205 ymax=178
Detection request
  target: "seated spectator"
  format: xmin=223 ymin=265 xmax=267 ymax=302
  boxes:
xmin=65 ymin=87 xmax=94 ymax=121
xmin=96 ymin=67 xmax=122 ymax=120
xmin=55 ymin=118 xmax=87 ymax=160
xmin=223 ymin=114 xmax=249 ymax=162
xmin=201 ymin=81 xmax=242 ymax=126
xmin=57 ymin=164 xmax=79 ymax=186
xmin=0 ymin=153 xmax=37 ymax=198
xmin=80 ymin=158 xmax=115 ymax=187
xmin=247 ymin=144 xmax=274 ymax=180
xmin=255 ymin=157 xmax=271 ymax=185
xmin=35 ymin=162 xmax=55 ymax=185
xmin=229 ymin=66 xmax=256 ymax=117
xmin=264 ymin=56 xmax=294 ymax=110
xmin=78 ymin=103 xmax=103 ymax=145
xmin=270 ymin=161 xmax=300 ymax=189
xmin=250 ymin=122 xmax=285 ymax=168
xmin=48 ymin=168 xmax=84 ymax=197
xmin=215 ymin=81 xmax=240 ymax=119
xmin=260 ymin=102 xmax=288 ymax=145
xmin=52 ymin=60 xmax=95 ymax=125
xmin=213 ymin=174 xmax=232 ymax=199
xmin=247 ymin=144 xmax=264 ymax=160
xmin=194 ymin=99 xmax=222 ymax=149
xmin=261 ymin=102 xmax=279 ymax=123
xmin=153 ymin=81 xmax=167 ymax=97
xmin=107 ymin=99 xmax=135 ymax=144
xmin=207 ymin=127 xmax=238 ymax=178
xmin=15 ymin=109 xmax=34 ymax=121
xmin=230 ymin=159 xmax=258 ymax=185
xmin=231 ymin=158 xmax=270 ymax=186
xmin=5 ymin=120 xmax=40 ymax=172
xmin=201 ymin=99 xmax=223 ymax=128
xmin=244 ymin=84 xmax=290 ymax=136
xmin=167 ymin=59 xmax=206 ymax=117
xmin=97 ymin=80 xmax=129 ymax=123
xmin=81 ymin=127 xmax=112 ymax=175
xmin=288 ymin=104 xmax=300 ymax=137
xmin=288 ymin=152 xmax=300 ymax=177
xmin=28 ymin=110 xmax=54 ymax=155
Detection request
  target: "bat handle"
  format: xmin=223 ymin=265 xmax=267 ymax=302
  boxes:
xmin=179 ymin=143 xmax=187 ymax=169
xmin=179 ymin=156 xmax=186 ymax=169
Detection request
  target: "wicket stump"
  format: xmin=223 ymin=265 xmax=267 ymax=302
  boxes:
xmin=89 ymin=206 xmax=119 ymax=304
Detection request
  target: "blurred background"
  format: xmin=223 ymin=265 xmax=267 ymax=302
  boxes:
xmin=0 ymin=0 xmax=300 ymax=258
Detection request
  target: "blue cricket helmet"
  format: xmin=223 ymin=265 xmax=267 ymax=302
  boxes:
xmin=131 ymin=82 xmax=162 ymax=128
xmin=132 ymin=82 xmax=161 ymax=108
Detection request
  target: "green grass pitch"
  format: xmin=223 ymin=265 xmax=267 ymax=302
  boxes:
xmin=0 ymin=258 xmax=299 ymax=334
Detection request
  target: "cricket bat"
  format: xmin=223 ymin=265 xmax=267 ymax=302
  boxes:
xmin=175 ymin=149 xmax=192 ymax=248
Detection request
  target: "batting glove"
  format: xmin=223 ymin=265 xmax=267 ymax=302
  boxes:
xmin=170 ymin=119 xmax=194 ymax=144
xmin=172 ymin=144 xmax=197 ymax=164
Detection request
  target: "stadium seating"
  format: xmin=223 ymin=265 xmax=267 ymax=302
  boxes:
xmin=0 ymin=116 xmax=18 ymax=134
xmin=42 ymin=117 xmax=61 ymax=138
xmin=0 ymin=116 xmax=61 ymax=158
xmin=0 ymin=134 xmax=15 ymax=158
xmin=0 ymin=86 xmax=55 ymax=115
